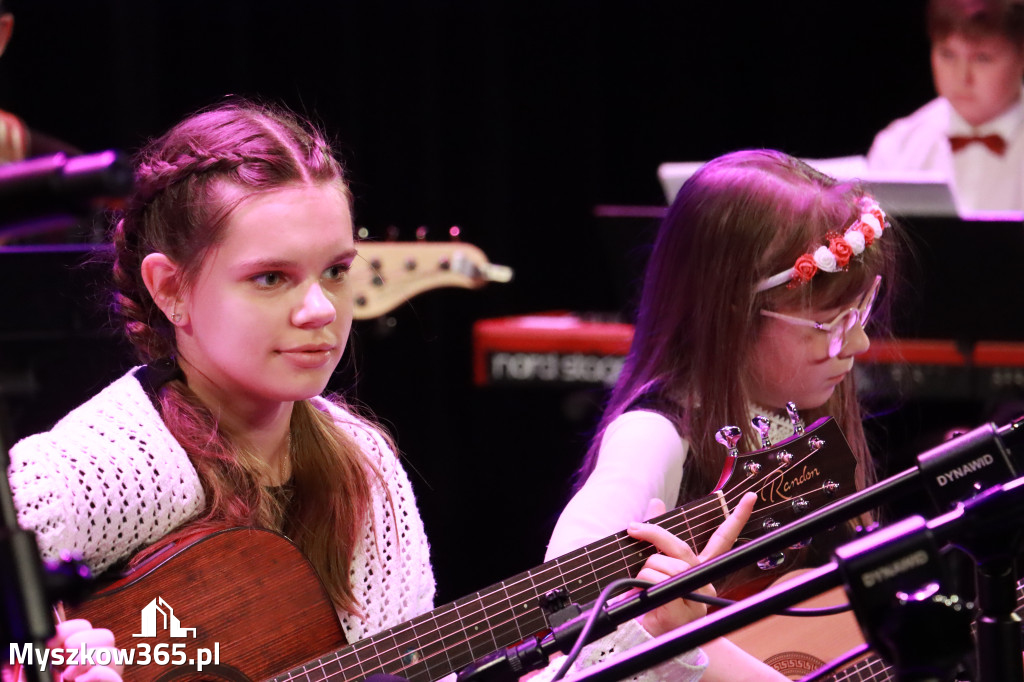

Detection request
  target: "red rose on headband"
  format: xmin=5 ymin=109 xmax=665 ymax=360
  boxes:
xmin=855 ymin=221 xmax=876 ymax=247
xmin=828 ymin=235 xmax=853 ymax=268
xmin=867 ymin=207 xmax=886 ymax=231
xmin=791 ymin=253 xmax=818 ymax=284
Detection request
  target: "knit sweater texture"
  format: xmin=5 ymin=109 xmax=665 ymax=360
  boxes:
xmin=8 ymin=368 xmax=434 ymax=645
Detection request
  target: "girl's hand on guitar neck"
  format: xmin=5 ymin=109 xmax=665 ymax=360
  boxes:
xmin=626 ymin=492 xmax=757 ymax=638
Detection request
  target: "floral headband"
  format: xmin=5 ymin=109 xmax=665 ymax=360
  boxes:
xmin=754 ymin=197 xmax=887 ymax=293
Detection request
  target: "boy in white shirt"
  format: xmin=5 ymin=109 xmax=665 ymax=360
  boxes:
xmin=868 ymin=0 xmax=1024 ymax=213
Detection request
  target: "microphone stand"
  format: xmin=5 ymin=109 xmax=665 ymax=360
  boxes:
xmin=0 ymin=430 xmax=56 ymax=682
xmin=1 ymin=435 xmax=94 ymax=682
xmin=457 ymin=415 xmax=1024 ymax=682
xmin=0 ymin=151 xmax=132 ymax=222
xmin=948 ymin=492 xmax=1024 ymax=682
xmin=0 ymin=151 xmax=126 ymax=681
xmin=572 ymin=475 xmax=1024 ymax=682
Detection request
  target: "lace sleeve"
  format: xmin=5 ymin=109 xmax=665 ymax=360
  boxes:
xmin=322 ymin=400 xmax=435 ymax=641
xmin=532 ymin=619 xmax=707 ymax=682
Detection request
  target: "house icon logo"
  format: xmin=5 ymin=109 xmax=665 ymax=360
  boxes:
xmin=133 ymin=597 xmax=197 ymax=638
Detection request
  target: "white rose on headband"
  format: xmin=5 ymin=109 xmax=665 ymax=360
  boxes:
xmin=843 ymin=228 xmax=866 ymax=255
xmin=860 ymin=213 xmax=883 ymax=238
xmin=812 ymin=245 xmax=838 ymax=272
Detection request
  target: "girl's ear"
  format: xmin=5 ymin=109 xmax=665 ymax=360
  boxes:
xmin=141 ymin=253 xmax=187 ymax=326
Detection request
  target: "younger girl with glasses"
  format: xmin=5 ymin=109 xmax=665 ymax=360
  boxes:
xmin=546 ymin=149 xmax=897 ymax=680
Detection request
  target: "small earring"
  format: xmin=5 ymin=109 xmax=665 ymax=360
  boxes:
xmin=171 ymin=313 xmax=181 ymax=323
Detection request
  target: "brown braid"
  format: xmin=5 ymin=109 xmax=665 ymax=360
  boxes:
xmin=134 ymin=152 xmax=263 ymax=202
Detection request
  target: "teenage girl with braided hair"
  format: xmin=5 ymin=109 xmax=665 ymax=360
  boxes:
xmin=546 ymin=149 xmax=897 ymax=680
xmin=6 ymin=100 xmax=766 ymax=682
xmin=8 ymin=100 xmax=434 ymax=645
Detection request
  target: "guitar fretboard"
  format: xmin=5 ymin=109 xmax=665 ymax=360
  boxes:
xmin=270 ymin=496 xmax=728 ymax=682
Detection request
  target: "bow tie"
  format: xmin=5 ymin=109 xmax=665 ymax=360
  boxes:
xmin=948 ymin=133 xmax=1008 ymax=155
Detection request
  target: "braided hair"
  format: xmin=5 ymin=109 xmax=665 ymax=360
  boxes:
xmin=114 ymin=102 xmax=345 ymax=362
xmin=113 ymin=100 xmax=378 ymax=614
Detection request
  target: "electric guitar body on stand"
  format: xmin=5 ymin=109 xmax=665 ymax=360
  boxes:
xmin=68 ymin=417 xmax=857 ymax=681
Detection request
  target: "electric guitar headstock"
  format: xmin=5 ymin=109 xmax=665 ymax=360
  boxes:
xmin=710 ymin=403 xmax=858 ymax=568
xmin=351 ymin=232 xmax=512 ymax=319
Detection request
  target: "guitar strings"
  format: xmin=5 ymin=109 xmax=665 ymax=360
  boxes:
xmin=276 ymin=496 xmax=783 ymax=680
xmin=277 ymin=442 xmax=846 ymax=681
xmin=281 ymin=506 xmax=817 ymax=682
xmin=279 ymin=471 xmax=829 ymax=680
xmin=283 ymin=505 xmax=828 ymax=681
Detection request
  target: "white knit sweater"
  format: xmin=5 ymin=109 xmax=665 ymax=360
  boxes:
xmin=7 ymin=368 xmax=435 ymax=645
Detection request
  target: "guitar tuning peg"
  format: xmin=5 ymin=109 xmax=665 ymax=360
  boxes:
xmin=385 ymin=225 xmax=399 ymax=241
xmin=785 ymin=402 xmax=805 ymax=435
xmin=751 ymin=415 xmax=772 ymax=448
xmin=714 ymin=426 xmax=742 ymax=457
xmin=416 ymin=225 xmax=428 ymax=241
xmin=449 ymin=225 xmax=461 ymax=241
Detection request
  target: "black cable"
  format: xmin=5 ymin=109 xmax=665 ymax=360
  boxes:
xmin=550 ymin=577 xmax=854 ymax=682
xmin=552 ymin=578 xmax=653 ymax=681
xmin=686 ymin=592 xmax=854 ymax=617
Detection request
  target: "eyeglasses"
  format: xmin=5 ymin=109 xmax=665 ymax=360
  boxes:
xmin=760 ymin=275 xmax=882 ymax=358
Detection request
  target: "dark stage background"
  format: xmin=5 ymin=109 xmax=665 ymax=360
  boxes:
xmin=0 ymin=0 xmax=948 ymax=604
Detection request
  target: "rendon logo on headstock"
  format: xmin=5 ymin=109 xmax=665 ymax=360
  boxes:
xmin=762 ymin=463 xmax=824 ymax=503
xmin=716 ymin=415 xmax=856 ymax=555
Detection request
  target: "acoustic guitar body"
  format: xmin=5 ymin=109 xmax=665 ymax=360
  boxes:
xmin=66 ymin=528 xmax=345 ymax=682
xmin=727 ymin=569 xmax=867 ymax=679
